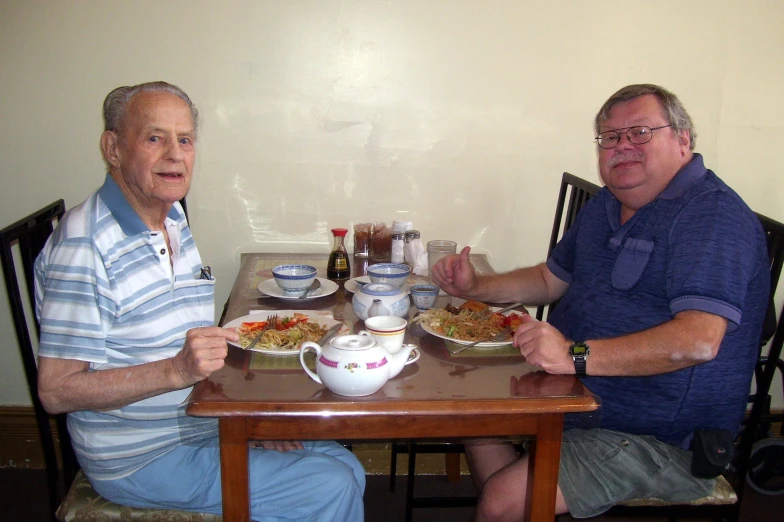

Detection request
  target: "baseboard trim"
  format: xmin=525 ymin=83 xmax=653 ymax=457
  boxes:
xmin=0 ymin=406 xmax=62 ymax=469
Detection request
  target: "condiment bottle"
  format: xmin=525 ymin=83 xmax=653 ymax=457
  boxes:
xmin=404 ymin=230 xmax=421 ymax=268
xmin=327 ymin=228 xmax=350 ymax=280
xmin=391 ymin=231 xmax=405 ymax=264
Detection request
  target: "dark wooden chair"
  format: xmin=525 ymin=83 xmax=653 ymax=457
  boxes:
xmin=1 ymin=200 xmax=73 ymax=520
xmin=1 ymin=198 xmax=221 ymax=521
xmin=535 ymin=172 xmax=601 ymax=321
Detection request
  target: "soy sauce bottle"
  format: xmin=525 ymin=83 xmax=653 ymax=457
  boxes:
xmin=327 ymin=228 xmax=350 ymax=280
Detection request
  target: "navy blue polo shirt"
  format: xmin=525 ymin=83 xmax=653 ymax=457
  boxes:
xmin=547 ymin=154 xmax=769 ymax=448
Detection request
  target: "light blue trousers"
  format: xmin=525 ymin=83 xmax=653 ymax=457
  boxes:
xmin=89 ymin=438 xmax=366 ymax=521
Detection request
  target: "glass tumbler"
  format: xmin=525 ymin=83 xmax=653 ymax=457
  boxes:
xmin=427 ymin=240 xmax=457 ymax=288
xmin=353 ymin=223 xmax=372 ymax=258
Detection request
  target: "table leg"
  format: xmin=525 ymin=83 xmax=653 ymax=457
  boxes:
xmin=445 ymin=452 xmax=461 ymax=482
xmin=526 ymin=413 xmax=564 ymax=522
xmin=219 ymin=418 xmax=251 ymax=522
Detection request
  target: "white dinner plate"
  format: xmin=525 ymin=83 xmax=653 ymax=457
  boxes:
xmin=418 ymin=307 xmax=520 ymax=349
xmin=224 ymin=310 xmax=348 ymax=355
xmin=258 ymin=277 xmax=338 ymax=300
xmin=345 ymin=276 xmax=412 ymax=295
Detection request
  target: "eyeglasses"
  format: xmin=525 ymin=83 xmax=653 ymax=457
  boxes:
xmin=595 ymin=125 xmax=672 ymax=149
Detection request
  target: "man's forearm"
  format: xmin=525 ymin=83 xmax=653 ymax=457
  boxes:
xmin=38 ymin=356 xmax=189 ymax=414
xmin=467 ymin=263 xmax=564 ymax=305
xmin=585 ymin=310 xmax=728 ymax=377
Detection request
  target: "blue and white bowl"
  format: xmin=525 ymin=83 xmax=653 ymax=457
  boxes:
xmin=367 ymin=263 xmax=412 ymax=288
xmin=409 ymin=284 xmax=440 ymax=310
xmin=272 ymin=264 xmax=317 ymax=296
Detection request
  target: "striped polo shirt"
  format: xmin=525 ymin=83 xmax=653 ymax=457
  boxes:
xmin=34 ymin=174 xmax=218 ymax=480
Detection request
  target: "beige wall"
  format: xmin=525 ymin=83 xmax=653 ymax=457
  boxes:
xmin=1 ymin=0 xmax=783 ymax=407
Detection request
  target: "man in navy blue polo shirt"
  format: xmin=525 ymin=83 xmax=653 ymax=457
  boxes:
xmin=432 ymin=84 xmax=769 ymax=520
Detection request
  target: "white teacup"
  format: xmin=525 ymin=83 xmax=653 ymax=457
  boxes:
xmin=363 ymin=316 xmax=407 ymax=353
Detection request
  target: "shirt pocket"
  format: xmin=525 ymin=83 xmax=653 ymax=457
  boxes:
xmin=174 ymin=277 xmax=216 ymax=321
xmin=611 ymin=238 xmax=654 ymax=290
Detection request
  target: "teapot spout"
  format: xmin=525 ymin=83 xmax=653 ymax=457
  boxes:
xmin=388 ymin=344 xmax=417 ymax=379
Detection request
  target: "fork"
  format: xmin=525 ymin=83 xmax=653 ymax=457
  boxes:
xmin=246 ymin=314 xmax=277 ymax=350
xmin=449 ymin=326 xmax=513 ymax=355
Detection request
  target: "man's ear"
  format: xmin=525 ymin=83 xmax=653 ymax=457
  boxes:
xmin=100 ymin=130 xmax=121 ymax=168
xmin=678 ymin=129 xmax=692 ymax=152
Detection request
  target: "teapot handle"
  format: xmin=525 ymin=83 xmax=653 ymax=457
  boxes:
xmin=299 ymin=342 xmax=323 ymax=384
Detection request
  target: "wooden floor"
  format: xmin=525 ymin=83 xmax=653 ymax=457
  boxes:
xmin=2 ymin=466 xmax=784 ymax=522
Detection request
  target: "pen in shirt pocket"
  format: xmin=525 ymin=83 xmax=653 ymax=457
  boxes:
xmin=199 ymin=266 xmax=213 ymax=280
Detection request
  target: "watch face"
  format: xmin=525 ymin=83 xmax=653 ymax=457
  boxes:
xmin=570 ymin=343 xmax=588 ymax=356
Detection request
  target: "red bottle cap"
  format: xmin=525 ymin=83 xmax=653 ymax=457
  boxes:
xmin=331 ymin=228 xmax=348 ymax=236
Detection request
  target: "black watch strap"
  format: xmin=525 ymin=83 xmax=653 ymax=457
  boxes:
xmin=569 ymin=341 xmax=590 ymax=377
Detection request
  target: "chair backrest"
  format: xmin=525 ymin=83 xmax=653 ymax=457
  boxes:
xmin=535 ymin=173 xmax=601 ymax=321
xmin=755 ymin=213 xmax=784 ymax=345
xmin=732 ymin=212 xmax=784 ymax=501
xmin=0 ymin=199 xmax=78 ymax=512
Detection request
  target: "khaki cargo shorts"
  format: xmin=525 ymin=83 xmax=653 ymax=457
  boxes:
xmin=558 ymin=428 xmax=717 ymax=518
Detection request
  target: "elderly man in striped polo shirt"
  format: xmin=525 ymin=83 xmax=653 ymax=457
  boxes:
xmin=34 ymin=81 xmax=365 ymax=520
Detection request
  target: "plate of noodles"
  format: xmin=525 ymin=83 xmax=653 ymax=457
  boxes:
xmin=224 ymin=311 xmax=348 ymax=355
xmin=413 ymin=300 xmax=527 ymax=349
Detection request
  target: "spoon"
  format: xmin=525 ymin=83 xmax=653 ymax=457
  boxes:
xmin=299 ymin=278 xmax=321 ymax=299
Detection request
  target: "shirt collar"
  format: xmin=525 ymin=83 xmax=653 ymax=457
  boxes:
xmin=97 ymin=173 xmax=182 ymax=236
xmin=657 ymin=153 xmax=707 ymax=200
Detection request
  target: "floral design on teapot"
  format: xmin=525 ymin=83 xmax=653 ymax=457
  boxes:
xmin=366 ymin=358 xmax=388 ymax=369
xmin=345 ymin=362 xmax=359 ymax=373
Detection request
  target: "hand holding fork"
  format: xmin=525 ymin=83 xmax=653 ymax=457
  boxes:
xmin=246 ymin=314 xmax=278 ymax=350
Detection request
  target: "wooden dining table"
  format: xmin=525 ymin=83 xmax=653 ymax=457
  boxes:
xmin=186 ymin=252 xmax=599 ymax=522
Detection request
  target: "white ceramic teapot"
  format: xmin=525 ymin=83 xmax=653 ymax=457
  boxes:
xmin=299 ymin=332 xmax=417 ymax=397
xmin=352 ymin=282 xmax=409 ymax=320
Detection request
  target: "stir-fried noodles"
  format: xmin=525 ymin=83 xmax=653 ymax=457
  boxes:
xmin=237 ymin=314 xmax=328 ymax=351
xmin=413 ymin=301 xmax=525 ymax=342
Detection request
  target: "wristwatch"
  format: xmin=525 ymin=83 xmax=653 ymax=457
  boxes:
xmin=569 ymin=341 xmax=590 ymax=377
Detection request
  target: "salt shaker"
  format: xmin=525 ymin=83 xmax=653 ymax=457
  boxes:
xmin=391 ymin=231 xmax=405 ymax=264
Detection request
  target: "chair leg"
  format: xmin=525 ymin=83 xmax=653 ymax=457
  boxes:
xmin=405 ymin=443 xmax=417 ymax=522
xmin=390 ymin=443 xmax=399 ymax=492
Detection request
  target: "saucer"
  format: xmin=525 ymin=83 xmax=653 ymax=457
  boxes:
xmin=405 ymin=347 xmax=421 ymax=365
xmin=258 ymin=277 xmax=338 ymax=300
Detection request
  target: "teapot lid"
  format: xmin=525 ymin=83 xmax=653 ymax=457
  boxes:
xmin=360 ymin=283 xmax=403 ymax=296
xmin=331 ymin=333 xmax=377 ymax=350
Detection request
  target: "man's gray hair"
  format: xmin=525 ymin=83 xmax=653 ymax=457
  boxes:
xmin=103 ymin=81 xmax=199 ymax=139
xmin=594 ymin=84 xmax=696 ymax=151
